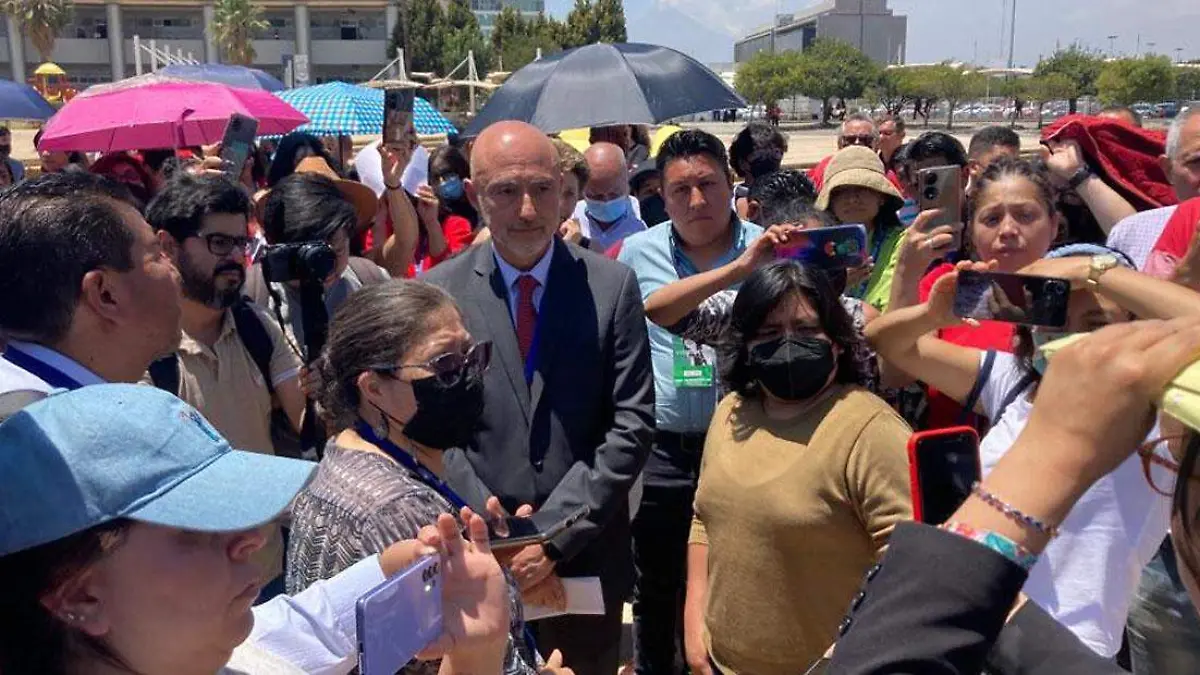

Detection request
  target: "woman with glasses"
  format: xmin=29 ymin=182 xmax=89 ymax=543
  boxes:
xmin=865 ymin=246 xmax=1200 ymax=657
xmin=287 ymin=280 xmax=545 ymax=675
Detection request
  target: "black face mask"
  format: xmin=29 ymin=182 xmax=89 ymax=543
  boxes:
xmin=749 ymin=336 xmax=836 ymax=401
xmin=400 ymin=370 xmax=485 ymax=450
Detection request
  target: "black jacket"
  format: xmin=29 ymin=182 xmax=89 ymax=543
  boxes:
xmin=828 ymin=522 xmax=1123 ymax=675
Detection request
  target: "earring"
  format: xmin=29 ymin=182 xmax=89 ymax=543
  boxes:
xmin=372 ymin=404 xmax=389 ymax=439
xmin=62 ymin=611 xmax=83 ymax=624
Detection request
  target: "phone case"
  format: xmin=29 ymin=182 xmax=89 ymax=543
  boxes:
xmin=953 ymin=270 xmax=1071 ymax=327
xmin=357 ymin=555 xmax=442 ymax=675
xmin=776 ymin=224 xmax=868 ymax=270
xmin=917 ymin=165 xmax=963 ymax=229
xmin=907 ymin=427 xmax=981 ymax=524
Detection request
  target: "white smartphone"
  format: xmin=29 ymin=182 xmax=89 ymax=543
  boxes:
xmin=356 ymin=554 xmax=443 ymax=675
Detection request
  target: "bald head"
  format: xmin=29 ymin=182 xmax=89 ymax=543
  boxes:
xmin=583 ymin=142 xmax=629 ymax=203
xmin=466 ymin=121 xmax=562 ymax=270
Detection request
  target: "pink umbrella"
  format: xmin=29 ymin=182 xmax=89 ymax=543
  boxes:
xmin=38 ymin=80 xmax=308 ymax=152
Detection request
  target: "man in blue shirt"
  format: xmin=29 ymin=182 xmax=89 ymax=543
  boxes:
xmin=617 ymin=129 xmax=763 ymax=675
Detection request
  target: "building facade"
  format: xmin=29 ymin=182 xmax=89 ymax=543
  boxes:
xmin=734 ymin=0 xmax=906 ymax=66
xmin=0 ymin=0 xmax=543 ymax=86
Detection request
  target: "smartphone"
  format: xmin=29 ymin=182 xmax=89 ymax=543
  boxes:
xmin=356 ymin=555 xmax=442 ymax=675
xmin=489 ymin=505 xmax=590 ymax=551
xmin=917 ymin=165 xmax=964 ymax=229
xmin=384 ymin=87 xmax=416 ymax=147
xmin=219 ymin=113 xmax=258 ymax=179
xmin=953 ymin=270 xmax=1071 ymax=327
xmin=775 ymin=224 xmax=869 ymax=271
xmin=908 ymin=427 xmax=982 ymax=525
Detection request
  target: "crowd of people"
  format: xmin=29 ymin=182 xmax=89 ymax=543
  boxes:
xmin=1 ymin=101 xmax=1200 ymax=675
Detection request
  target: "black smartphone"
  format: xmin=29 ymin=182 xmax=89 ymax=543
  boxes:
xmin=383 ymin=87 xmax=415 ymax=147
xmin=917 ymin=165 xmax=964 ymax=229
xmin=953 ymin=270 xmax=1071 ymax=327
xmin=908 ymin=427 xmax=982 ymax=525
xmin=775 ymin=224 xmax=869 ymax=271
xmin=488 ymin=506 xmax=590 ymax=551
xmin=219 ymin=113 xmax=258 ymax=179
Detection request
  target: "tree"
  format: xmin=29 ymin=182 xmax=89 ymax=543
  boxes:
xmin=866 ymin=68 xmax=915 ymax=116
xmin=926 ymin=63 xmax=985 ymax=130
xmin=440 ymin=0 xmax=492 ymax=76
xmin=794 ymin=38 xmax=879 ymax=124
xmin=208 ymin=0 xmax=268 ymax=65
xmin=1027 ymin=72 xmax=1075 ymax=128
xmin=592 ymin=0 xmax=627 ymax=43
xmin=2 ymin=0 xmax=73 ymax=63
xmin=1033 ymin=46 xmax=1104 ymax=114
xmin=1179 ymin=67 xmax=1200 ymax=102
xmin=890 ymin=66 xmax=940 ymax=127
xmin=734 ymin=50 xmax=800 ymax=109
xmin=562 ymin=0 xmax=597 ymax=48
xmin=391 ymin=0 xmax=446 ymax=74
xmin=1097 ymin=56 xmax=1176 ymax=105
xmin=491 ymin=8 xmax=562 ymax=71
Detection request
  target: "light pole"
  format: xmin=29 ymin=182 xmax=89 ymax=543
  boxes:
xmin=1006 ymin=0 xmax=1017 ymax=69
xmin=1147 ymin=41 xmax=1156 ymax=55
xmin=1176 ymin=47 xmax=1185 ymax=63
xmin=1107 ymin=34 xmax=1119 ymax=57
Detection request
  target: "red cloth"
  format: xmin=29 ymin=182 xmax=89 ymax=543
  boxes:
xmin=808 ymin=153 xmax=905 ymax=194
xmin=515 ymin=275 xmax=539 ymax=361
xmin=918 ymin=263 xmax=1017 ymax=430
xmin=1041 ymin=114 xmax=1176 ymax=212
xmin=361 ymin=210 xmax=474 ymax=278
xmin=1145 ymin=197 xmax=1200 ymax=279
xmin=605 ymin=241 xmax=623 ymax=260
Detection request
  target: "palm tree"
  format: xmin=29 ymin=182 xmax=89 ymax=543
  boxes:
xmin=210 ymin=0 xmax=268 ymax=66
xmin=1 ymin=0 xmax=73 ymax=63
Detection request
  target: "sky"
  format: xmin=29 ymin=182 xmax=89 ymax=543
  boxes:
xmin=545 ymin=0 xmax=1200 ymax=66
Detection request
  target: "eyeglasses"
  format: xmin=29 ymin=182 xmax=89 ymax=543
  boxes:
xmin=841 ymin=134 xmax=878 ymax=148
xmin=197 ymin=233 xmax=255 ymax=258
xmin=373 ymin=341 xmax=492 ymax=387
xmin=1137 ymin=436 xmax=1200 ymax=497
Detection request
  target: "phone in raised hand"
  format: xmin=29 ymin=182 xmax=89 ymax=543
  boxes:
xmin=219 ymin=113 xmax=258 ymax=179
xmin=953 ymin=270 xmax=1070 ymax=327
xmin=356 ymin=555 xmax=442 ymax=675
xmin=774 ymin=224 xmax=869 ymax=271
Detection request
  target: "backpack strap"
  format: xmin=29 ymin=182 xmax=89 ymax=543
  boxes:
xmin=230 ymin=299 xmax=276 ymax=397
xmin=994 ymin=371 xmax=1038 ymax=425
xmin=957 ymin=349 xmax=996 ymax=426
xmin=147 ymin=354 xmax=181 ymax=396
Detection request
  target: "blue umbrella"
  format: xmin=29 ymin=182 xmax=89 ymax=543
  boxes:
xmin=0 ymin=79 xmax=56 ymax=120
xmin=275 ymin=81 xmax=457 ymax=136
xmin=159 ymin=63 xmax=286 ymax=92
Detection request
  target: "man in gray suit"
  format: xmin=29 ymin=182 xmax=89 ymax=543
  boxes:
xmin=426 ymin=121 xmax=655 ymax=675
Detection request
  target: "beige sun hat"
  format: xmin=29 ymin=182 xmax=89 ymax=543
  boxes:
xmin=815 ymin=145 xmax=905 ymax=212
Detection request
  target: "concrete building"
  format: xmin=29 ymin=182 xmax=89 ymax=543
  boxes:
xmin=473 ymin=0 xmax=545 ymax=37
xmin=0 ymin=0 xmax=542 ymax=86
xmin=734 ymin=0 xmax=907 ymax=66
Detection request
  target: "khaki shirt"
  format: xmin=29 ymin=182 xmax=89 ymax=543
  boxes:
xmin=169 ymin=305 xmax=302 ymax=581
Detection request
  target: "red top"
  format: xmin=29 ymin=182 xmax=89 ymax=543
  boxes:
xmin=918 ymin=263 xmax=1017 ymax=430
xmin=1145 ymin=197 xmax=1200 ymax=279
xmin=361 ymin=209 xmax=474 ymax=278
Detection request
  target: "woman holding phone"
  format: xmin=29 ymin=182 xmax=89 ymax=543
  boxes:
xmin=865 ymin=247 xmax=1200 ymax=657
xmin=287 ymin=280 xmax=564 ymax=675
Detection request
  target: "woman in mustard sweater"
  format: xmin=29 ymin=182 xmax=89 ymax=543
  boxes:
xmin=683 ymin=260 xmax=913 ymax=675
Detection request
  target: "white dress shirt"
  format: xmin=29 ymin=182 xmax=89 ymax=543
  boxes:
xmin=0 ymin=340 xmax=105 ymax=396
xmin=492 ymin=242 xmax=555 ymax=326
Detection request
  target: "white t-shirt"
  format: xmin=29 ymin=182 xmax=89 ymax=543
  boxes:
xmin=977 ymin=352 xmax=1171 ymax=657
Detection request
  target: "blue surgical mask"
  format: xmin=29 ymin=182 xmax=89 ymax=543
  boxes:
xmin=1031 ymin=330 xmax=1073 ymax=375
xmin=586 ymin=196 xmax=629 ymax=223
xmin=438 ymin=176 xmax=464 ymax=201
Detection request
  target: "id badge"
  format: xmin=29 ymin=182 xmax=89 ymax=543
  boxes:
xmin=672 ymin=337 xmax=714 ymax=388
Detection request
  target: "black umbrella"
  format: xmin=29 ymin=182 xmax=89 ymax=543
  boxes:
xmin=464 ymin=42 xmax=745 ymax=136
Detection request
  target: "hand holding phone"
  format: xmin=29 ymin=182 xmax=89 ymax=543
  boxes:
xmin=219 ymin=113 xmax=258 ymax=180
xmin=917 ymin=165 xmax=964 ymax=229
xmin=775 ymin=224 xmax=869 ymax=271
xmin=908 ymin=427 xmax=982 ymax=525
xmin=953 ymin=270 xmax=1071 ymax=327
xmin=384 ymin=87 xmax=416 ymax=149
xmin=356 ymin=555 xmax=442 ymax=675
xmin=488 ymin=505 xmax=590 ymax=551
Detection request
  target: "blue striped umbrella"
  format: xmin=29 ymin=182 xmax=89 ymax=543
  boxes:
xmin=274 ymin=81 xmax=457 ymax=136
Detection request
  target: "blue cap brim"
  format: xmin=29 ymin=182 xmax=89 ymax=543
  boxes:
xmin=126 ymin=450 xmax=315 ymax=532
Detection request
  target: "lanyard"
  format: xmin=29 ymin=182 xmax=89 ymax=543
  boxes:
xmin=2 ymin=346 xmax=85 ymax=390
xmin=354 ymin=421 xmax=469 ymax=510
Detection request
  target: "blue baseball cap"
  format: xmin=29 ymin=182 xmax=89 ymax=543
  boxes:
xmin=0 ymin=384 xmax=316 ymax=556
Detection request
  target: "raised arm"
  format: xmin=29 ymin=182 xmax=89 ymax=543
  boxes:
xmin=1045 ymin=140 xmax=1136 ymax=235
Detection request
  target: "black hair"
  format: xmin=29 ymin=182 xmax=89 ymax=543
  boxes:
xmin=262 ymin=172 xmax=356 ymax=245
xmin=968 ymin=126 xmax=1021 ymax=160
xmin=749 ymin=169 xmax=817 ymax=223
xmin=428 ymin=144 xmax=479 ymax=227
xmin=314 ymin=280 xmax=459 ymax=429
xmin=964 ymin=156 xmax=1058 ymax=263
xmin=267 ymin=133 xmax=341 ymax=187
xmin=720 ymin=259 xmax=867 ymax=397
xmin=145 ymin=173 xmax=251 ymax=242
xmin=1100 ymin=105 xmax=1144 ymax=128
xmin=141 ymin=149 xmax=175 ymax=174
xmin=0 ymin=126 xmax=9 ymax=135
xmin=874 ymin=113 xmax=906 ymax=134
xmin=906 ymin=131 xmax=968 ymax=168
xmin=658 ymin=129 xmax=732 ymax=182
xmin=159 ymin=156 xmax=199 ymax=182
xmin=0 ymin=173 xmax=138 ymax=343
xmin=729 ymin=122 xmax=788 ymax=180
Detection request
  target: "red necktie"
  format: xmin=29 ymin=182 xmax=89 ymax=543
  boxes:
xmin=516 ymin=274 xmax=539 ymax=361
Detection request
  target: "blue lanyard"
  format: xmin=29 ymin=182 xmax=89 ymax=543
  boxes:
xmin=355 ymin=421 xmax=469 ymax=510
xmin=2 ymin=346 xmax=85 ymax=390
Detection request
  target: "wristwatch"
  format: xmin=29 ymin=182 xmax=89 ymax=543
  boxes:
xmin=1066 ymin=165 xmax=1094 ymax=192
xmin=1087 ymin=254 xmax=1120 ymax=289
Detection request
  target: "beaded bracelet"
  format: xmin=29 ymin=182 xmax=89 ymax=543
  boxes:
xmin=971 ymin=482 xmax=1060 ymax=538
xmin=941 ymin=521 xmax=1040 ymax=571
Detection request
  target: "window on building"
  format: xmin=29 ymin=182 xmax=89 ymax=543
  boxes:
xmin=95 ymin=19 xmax=107 ymax=39
xmin=340 ymin=20 xmax=359 ymax=40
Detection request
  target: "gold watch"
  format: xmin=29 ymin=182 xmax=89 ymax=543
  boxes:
xmin=1087 ymin=254 xmax=1120 ymax=289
